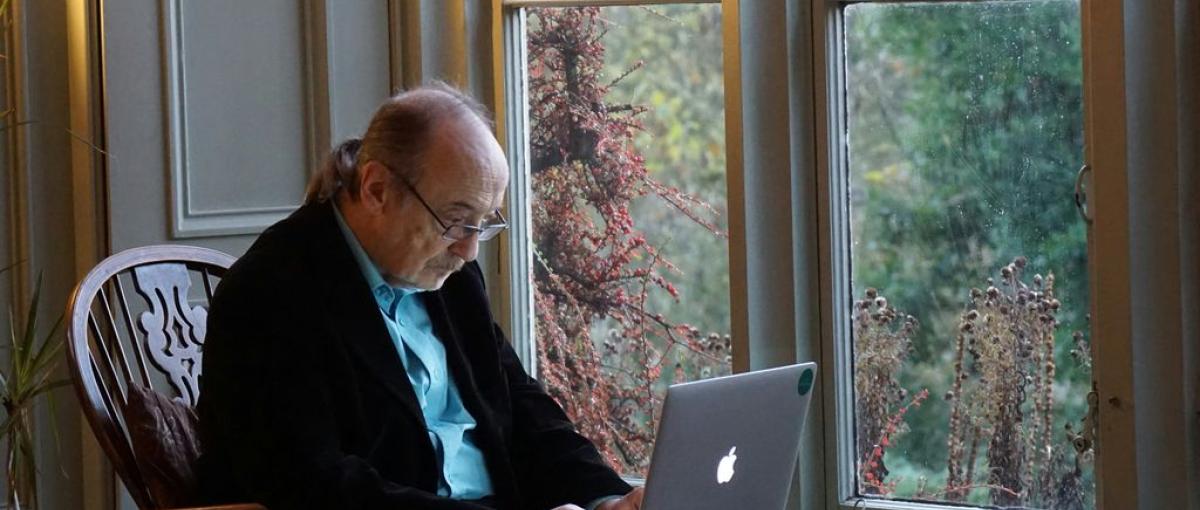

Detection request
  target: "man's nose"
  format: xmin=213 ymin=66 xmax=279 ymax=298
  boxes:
xmin=448 ymin=234 xmax=480 ymax=262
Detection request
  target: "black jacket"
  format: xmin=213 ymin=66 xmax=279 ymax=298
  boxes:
xmin=196 ymin=201 xmax=629 ymax=509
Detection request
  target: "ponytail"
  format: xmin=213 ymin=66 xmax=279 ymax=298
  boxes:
xmin=304 ymin=138 xmax=362 ymax=204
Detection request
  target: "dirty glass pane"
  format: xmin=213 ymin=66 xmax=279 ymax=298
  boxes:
xmin=845 ymin=1 xmax=1094 ymax=508
xmin=524 ymin=4 xmax=730 ymax=477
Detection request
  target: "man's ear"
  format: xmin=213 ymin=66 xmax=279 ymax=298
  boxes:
xmin=357 ymin=160 xmax=392 ymax=213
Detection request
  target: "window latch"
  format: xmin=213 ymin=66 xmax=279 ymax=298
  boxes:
xmin=1070 ymin=382 xmax=1100 ymax=456
xmin=1074 ymin=164 xmax=1093 ymax=224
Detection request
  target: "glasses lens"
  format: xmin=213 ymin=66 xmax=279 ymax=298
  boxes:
xmin=443 ymin=226 xmax=469 ymax=241
xmin=478 ymin=226 xmax=505 ymax=241
xmin=441 ymin=220 xmax=507 ymax=242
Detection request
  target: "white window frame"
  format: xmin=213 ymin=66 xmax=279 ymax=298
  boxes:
xmin=811 ymin=1 xmax=1147 ymax=509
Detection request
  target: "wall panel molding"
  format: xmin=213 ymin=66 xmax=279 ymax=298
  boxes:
xmin=161 ymin=0 xmax=316 ymax=238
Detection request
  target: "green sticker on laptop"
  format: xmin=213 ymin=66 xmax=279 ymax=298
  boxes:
xmin=797 ymin=368 xmax=814 ymax=396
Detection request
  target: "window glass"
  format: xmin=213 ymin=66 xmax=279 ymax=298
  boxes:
xmin=844 ymin=1 xmax=1094 ymax=507
xmin=524 ymin=4 xmax=730 ymax=477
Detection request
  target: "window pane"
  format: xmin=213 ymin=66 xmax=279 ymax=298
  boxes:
xmin=524 ymin=5 xmax=730 ymax=477
xmin=844 ymin=1 xmax=1093 ymax=508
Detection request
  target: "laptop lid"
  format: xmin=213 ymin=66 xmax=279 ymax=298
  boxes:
xmin=640 ymin=362 xmax=817 ymax=510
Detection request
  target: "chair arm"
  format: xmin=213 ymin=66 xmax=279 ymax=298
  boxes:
xmin=166 ymin=504 xmax=267 ymax=510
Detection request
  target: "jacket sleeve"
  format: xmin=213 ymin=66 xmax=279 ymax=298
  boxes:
xmin=197 ymin=266 xmax=493 ymax=510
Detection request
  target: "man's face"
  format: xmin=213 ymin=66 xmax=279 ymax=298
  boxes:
xmin=369 ymin=117 xmax=509 ymax=290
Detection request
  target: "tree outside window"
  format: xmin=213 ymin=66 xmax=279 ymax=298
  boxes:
xmin=523 ymin=4 xmax=730 ymax=477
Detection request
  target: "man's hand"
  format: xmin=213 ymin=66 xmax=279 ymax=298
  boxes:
xmin=594 ymin=487 xmax=645 ymax=510
xmin=551 ymin=487 xmax=645 ymax=510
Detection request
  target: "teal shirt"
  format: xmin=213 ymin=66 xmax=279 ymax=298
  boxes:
xmin=333 ymin=207 xmax=495 ymax=500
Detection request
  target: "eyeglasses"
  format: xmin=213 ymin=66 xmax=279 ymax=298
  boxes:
xmin=396 ymin=177 xmax=508 ymax=242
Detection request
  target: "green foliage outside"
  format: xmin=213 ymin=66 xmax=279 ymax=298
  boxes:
xmin=846 ymin=1 xmax=1092 ymax=506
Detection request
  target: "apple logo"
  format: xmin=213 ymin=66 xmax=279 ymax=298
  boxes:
xmin=716 ymin=447 xmax=738 ymax=484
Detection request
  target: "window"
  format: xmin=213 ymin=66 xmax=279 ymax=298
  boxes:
xmin=491 ymin=1 xmax=1187 ymax=507
xmin=504 ymin=2 xmax=731 ymax=478
xmin=835 ymin=1 xmax=1095 ymax=508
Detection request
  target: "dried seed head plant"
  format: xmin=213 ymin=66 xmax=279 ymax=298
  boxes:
xmin=853 ymin=288 xmax=923 ymax=494
xmin=943 ymin=257 xmax=1090 ymax=507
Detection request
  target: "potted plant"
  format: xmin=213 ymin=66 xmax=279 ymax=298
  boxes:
xmin=0 ymin=264 xmax=68 ymax=510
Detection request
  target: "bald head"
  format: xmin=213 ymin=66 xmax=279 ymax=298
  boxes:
xmin=305 ymin=83 xmax=494 ymax=204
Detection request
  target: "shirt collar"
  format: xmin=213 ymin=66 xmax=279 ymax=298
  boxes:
xmin=332 ymin=203 xmax=421 ymax=313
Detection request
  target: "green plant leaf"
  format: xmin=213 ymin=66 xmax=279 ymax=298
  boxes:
xmin=23 ymin=274 xmax=46 ymax=355
xmin=26 ymin=314 xmax=64 ymax=383
xmin=8 ymin=303 xmax=24 ymax=393
xmin=16 ymin=274 xmax=46 ymax=384
xmin=25 ymin=380 xmax=69 ymax=401
xmin=46 ymin=387 xmax=67 ymax=478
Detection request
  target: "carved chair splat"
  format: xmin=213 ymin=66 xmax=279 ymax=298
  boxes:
xmin=66 ymin=245 xmax=265 ymax=510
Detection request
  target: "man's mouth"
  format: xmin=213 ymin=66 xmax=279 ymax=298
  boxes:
xmin=431 ymin=262 xmax=463 ymax=273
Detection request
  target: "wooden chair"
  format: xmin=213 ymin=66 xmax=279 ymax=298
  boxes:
xmin=66 ymin=245 xmax=265 ymax=510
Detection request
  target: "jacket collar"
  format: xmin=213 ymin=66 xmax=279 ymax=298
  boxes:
xmin=295 ymin=201 xmax=429 ymax=425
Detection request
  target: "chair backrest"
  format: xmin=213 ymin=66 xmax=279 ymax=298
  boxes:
xmin=66 ymin=245 xmax=236 ymax=509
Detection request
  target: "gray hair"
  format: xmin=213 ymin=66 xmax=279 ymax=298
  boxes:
xmin=304 ymin=82 xmax=494 ymax=204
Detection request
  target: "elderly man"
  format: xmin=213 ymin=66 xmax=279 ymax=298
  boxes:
xmin=196 ymin=84 xmax=644 ymax=510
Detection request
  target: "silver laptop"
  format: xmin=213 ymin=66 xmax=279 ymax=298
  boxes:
xmin=640 ymin=362 xmax=817 ymax=510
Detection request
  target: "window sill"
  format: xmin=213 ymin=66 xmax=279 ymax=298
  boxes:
xmin=840 ymin=497 xmax=998 ymax=510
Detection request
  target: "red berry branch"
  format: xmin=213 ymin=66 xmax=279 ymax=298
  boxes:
xmin=527 ymin=7 xmax=729 ymax=474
